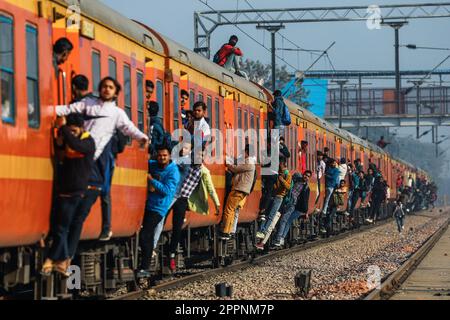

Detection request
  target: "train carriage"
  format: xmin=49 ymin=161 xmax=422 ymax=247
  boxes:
xmin=0 ymin=0 xmax=433 ymax=299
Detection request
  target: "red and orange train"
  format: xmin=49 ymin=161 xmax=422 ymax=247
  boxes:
xmin=0 ymin=0 xmax=428 ymax=298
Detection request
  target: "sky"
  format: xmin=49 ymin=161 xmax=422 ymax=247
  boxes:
xmin=99 ymin=0 xmax=450 ymax=158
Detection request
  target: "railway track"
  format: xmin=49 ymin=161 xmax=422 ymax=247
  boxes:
xmin=110 ymin=215 xmax=399 ymax=300
xmin=364 ymin=215 xmax=449 ymax=300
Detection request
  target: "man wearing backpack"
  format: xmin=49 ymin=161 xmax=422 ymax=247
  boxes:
xmin=270 ymin=90 xmax=291 ymax=138
xmin=148 ymin=101 xmax=168 ymax=158
xmin=213 ymin=35 xmax=246 ymax=78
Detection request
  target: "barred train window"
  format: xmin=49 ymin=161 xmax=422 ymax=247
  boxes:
xmin=173 ymin=83 xmax=179 ymax=130
xmin=215 ymin=98 xmax=220 ymax=153
xmin=189 ymin=90 xmax=195 ymax=109
xmin=108 ymin=56 xmax=117 ymax=79
xmin=0 ymin=15 xmax=14 ymax=124
xmin=91 ymin=51 xmax=101 ymax=96
xmin=123 ymin=64 xmax=132 ymax=120
xmin=26 ymin=25 xmax=40 ymax=128
xmin=207 ymin=96 xmax=212 ymax=125
xmin=137 ymin=71 xmax=144 ymax=131
xmin=156 ymin=79 xmax=164 ymax=121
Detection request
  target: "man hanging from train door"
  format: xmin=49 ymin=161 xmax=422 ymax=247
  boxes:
xmin=55 ymin=77 xmax=149 ymax=250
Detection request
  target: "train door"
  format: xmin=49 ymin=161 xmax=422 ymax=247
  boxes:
xmin=51 ymin=3 xmax=80 ymax=105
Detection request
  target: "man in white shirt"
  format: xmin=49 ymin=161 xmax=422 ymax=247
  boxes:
xmin=56 ymin=77 xmax=148 ymax=242
xmin=314 ymin=151 xmax=327 ymax=211
xmin=192 ymin=101 xmax=211 ymax=154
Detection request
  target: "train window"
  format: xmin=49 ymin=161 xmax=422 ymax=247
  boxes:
xmin=137 ymin=71 xmax=144 ymax=131
xmin=26 ymin=25 xmax=40 ymax=129
xmin=123 ymin=64 xmax=132 ymax=120
xmin=244 ymin=110 xmax=248 ymax=131
xmin=237 ymin=108 xmax=242 ymax=129
xmin=173 ymin=83 xmax=179 ymax=130
xmin=198 ymin=92 xmax=204 ymax=103
xmin=156 ymin=80 xmax=164 ymax=121
xmin=256 ymin=116 xmax=260 ymax=161
xmin=207 ymin=95 xmax=212 ymax=126
xmin=215 ymin=98 xmax=220 ymax=153
xmin=91 ymin=50 xmax=101 ymax=96
xmin=250 ymin=113 xmax=255 ymax=146
xmin=189 ymin=89 xmax=195 ymax=109
xmin=108 ymin=56 xmax=117 ymax=78
xmin=0 ymin=15 xmax=15 ymax=124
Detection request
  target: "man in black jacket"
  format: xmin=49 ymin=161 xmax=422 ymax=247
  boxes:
xmin=42 ymin=113 xmax=95 ymax=277
xmin=279 ymin=137 xmax=291 ymax=159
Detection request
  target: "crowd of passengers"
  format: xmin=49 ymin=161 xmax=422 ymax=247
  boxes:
xmin=41 ymin=37 xmax=438 ymax=280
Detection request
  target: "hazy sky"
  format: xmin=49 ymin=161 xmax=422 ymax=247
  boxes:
xmin=99 ymin=0 xmax=450 ymax=152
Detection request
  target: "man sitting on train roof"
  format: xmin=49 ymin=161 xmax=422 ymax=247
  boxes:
xmin=55 ymin=77 xmax=149 ymax=242
xmin=41 ymin=113 xmax=96 ymax=277
xmin=213 ymin=35 xmax=247 ymax=78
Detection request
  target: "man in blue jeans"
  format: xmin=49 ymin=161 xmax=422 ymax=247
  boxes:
xmin=256 ymin=158 xmax=292 ymax=246
xmin=41 ymin=113 xmax=95 ymax=277
xmin=320 ymin=159 xmax=340 ymax=234
xmin=273 ymin=171 xmax=312 ymax=247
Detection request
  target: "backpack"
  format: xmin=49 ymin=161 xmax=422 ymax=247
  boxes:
xmin=111 ymin=131 xmax=127 ymax=156
xmin=281 ymin=104 xmax=292 ymax=126
xmin=213 ymin=46 xmax=224 ymax=64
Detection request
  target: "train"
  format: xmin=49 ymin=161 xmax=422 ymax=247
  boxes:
xmin=0 ymin=0 xmax=430 ymax=299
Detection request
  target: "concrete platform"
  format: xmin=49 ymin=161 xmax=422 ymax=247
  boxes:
xmin=391 ymin=227 xmax=450 ymax=300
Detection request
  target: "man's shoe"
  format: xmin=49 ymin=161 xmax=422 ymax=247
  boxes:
xmin=256 ymin=232 xmax=265 ymax=239
xmin=255 ymin=242 xmax=265 ymax=251
xmin=319 ymin=227 xmax=327 ymax=234
xmin=343 ymin=211 xmax=350 ymax=217
xmin=99 ymin=230 xmax=113 ymax=241
xmin=136 ymin=269 xmax=152 ymax=279
xmin=365 ymin=218 xmax=373 ymax=224
xmin=219 ymin=233 xmax=231 ymax=240
xmin=259 ymin=215 xmax=266 ymax=222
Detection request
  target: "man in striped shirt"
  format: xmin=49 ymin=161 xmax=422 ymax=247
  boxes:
xmin=168 ymin=162 xmax=203 ymax=271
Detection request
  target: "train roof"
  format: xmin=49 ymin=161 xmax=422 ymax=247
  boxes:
xmin=155 ymin=33 xmax=267 ymax=102
xmin=60 ymin=0 xmax=165 ymax=54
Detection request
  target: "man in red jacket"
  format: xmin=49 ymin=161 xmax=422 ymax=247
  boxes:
xmin=214 ymin=35 xmax=246 ymax=78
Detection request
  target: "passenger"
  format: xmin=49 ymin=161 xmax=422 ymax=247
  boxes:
xmin=41 ymin=113 xmax=95 ymax=277
xmin=354 ymin=158 xmax=363 ymax=173
xmin=346 ymin=164 xmax=354 ymax=212
xmin=148 ymin=101 xmax=165 ymax=157
xmin=145 ymin=80 xmax=155 ymax=102
xmin=184 ymin=110 xmax=195 ymax=134
xmin=279 ymin=136 xmax=291 ymax=159
xmin=214 ymin=35 xmax=246 ymax=77
xmin=192 ymin=101 xmax=211 ymax=150
xmin=137 ymin=143 xmax=180 ymax=279
xmin=366 ymin=175 xmax=387 ymax=223
xmin=349 ymin=170 xmax=365 ymax=216
xmin=313 ymin=151 xmax=326 ymax=212
xmin=168 ymin=151 xmax=203 ymax=271
xmin=256 ymin=157 xmax=292 ymax=245
xmin=259 ymin=145 xmax=278 ymax=221
xmin=220 ymin=144 xmax=256 ymax=240
xmin=273 ymin=171 xmax=312 ymax=247
xmin=361 ymin=167 xmax=376 ymax=209
xmin=56 ymin=77 xmax=149 ymax=242
xmin=376 ymin=136 xmax=390 ymax=149
xmin=53 ymin=37 xmax=73 ymax=74
xmin=298 ymin=141 xmax=309 ymax=174
xmin=151 ymin=142 xmax=193 ymax=255
xmin=320 ymin=158 xmax=340 ymax=217
xmin=180 ymin=89 xmax=190 ymax=127
xmin=188 ymin=162 xmax=221 ymax=217
xmin=71 ymin=75 xmax=94 ymax=103
xmin=323 ymin=147 xmax=331 ymax=164
xmin=325 ymin=180 xmax=347 ymax=235
xmin=393 ymin=199 xmax=406 ymax=233
xmin=270 ymin=90 xmax=288 ymax=137
xmin=338 ymin=157 xmax=348 ymax=183
xmin=396 ymin=175 xmax=404 ymax=194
